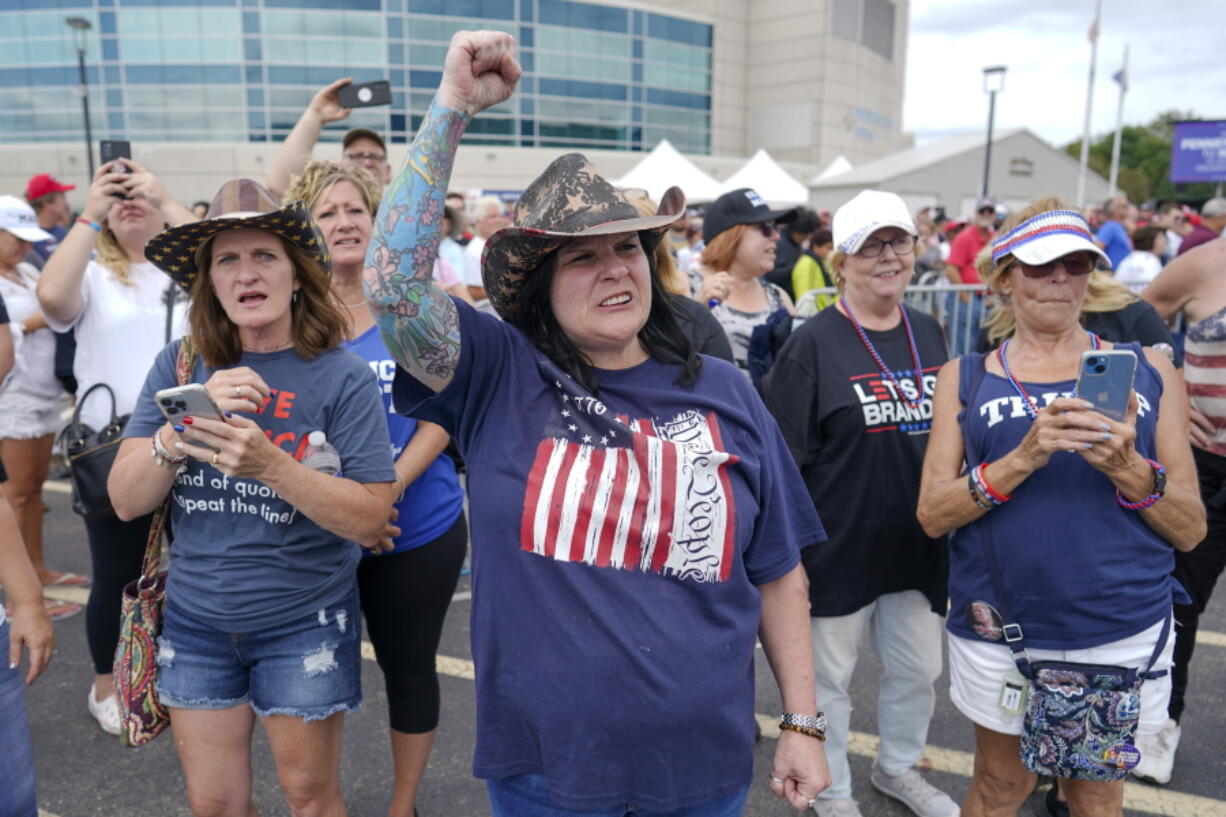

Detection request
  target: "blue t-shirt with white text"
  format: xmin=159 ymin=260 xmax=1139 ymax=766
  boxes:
xmin=125 ymin=341 xmax=396 ymax=632
xmin=343 ymin=324 xmax=463 ymax=554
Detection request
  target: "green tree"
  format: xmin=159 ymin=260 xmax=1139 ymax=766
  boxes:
xmin=1064 ymin=111 xmax=1216 ymax=204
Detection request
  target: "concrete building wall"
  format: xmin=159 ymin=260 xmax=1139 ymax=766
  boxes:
xmin=809 ymin=131 xmax=1111 ymax=216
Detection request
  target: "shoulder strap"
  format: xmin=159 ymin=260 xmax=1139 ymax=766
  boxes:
xmin=138 ymin=337 xmax=198 ymax=580
xmin=957 ymin=351 xmax=988 ymax=409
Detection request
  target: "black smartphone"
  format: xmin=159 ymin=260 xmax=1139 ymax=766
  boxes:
xmin=339 ymin=80 xmax=392 ymax=109
xmin=99 ymin=139 xmax=131 ymax=170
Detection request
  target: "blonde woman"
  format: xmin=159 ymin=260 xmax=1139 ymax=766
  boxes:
xmin=918 ymin=198 xmax=1203 ymax=817
xmin=287 ymin=160 xmax=467 ymax=817
xmin=37 ymin=158 xmax=192 ymax=734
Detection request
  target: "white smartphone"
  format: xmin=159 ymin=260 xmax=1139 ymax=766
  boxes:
xmin=155 ymin=384 xmax=225 ymax=424
xmin=1074 ymin=349 xmax=1137 ymax=422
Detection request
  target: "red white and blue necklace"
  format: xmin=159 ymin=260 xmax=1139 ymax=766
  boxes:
xmin=996 ymin=331 xmax=1100 ymax=420
xmin=840 ymin=297 xmax=925 ymax=410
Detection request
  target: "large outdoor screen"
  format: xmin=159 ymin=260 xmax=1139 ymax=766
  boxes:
xmin=1170 ymin=120 xmax=1226 ymax=183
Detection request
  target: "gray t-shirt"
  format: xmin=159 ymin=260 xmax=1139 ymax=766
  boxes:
xmin=125 ymin=341 xmax=396 ymax=632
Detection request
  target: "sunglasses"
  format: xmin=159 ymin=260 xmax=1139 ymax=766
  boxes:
xmin=1017 ymin=253 xmax=1096 ymax=278
xmin=756 ymin=222 xmax=779 ymax=237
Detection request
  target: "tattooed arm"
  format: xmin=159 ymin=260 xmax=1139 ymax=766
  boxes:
xmin=364 ymin=30 xmax=520 ymax=393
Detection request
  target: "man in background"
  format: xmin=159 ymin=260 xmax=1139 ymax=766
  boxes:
xmin=24 ymin=174 xmax=75 ymax=265
xmin=1178 ymin=198 xmax=1226 ymax=256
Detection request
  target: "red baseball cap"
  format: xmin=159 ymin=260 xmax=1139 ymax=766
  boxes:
xmin=25 ymin=173 xmax=76 ymax=202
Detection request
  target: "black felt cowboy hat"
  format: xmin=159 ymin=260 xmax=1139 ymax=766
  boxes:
xmin=146 ymin=178 xmax=328 ymax=291
xmin=480 ymin=153 xmax=686 ymax=323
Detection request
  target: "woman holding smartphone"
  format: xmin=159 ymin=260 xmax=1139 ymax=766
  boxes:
xmin=915 ymin=198 xmax=1204 ymax=817
xmin=108 ymin=178 xmax=395 ymax=817
xmin=37 ymin=158 xmax=192 ymax=734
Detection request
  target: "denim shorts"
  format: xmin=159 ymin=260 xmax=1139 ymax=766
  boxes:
xmin=0 ymin=619 xmax=38 ymax=817
xmin=157 ymin=589 xmax=362 ymax=721
xmin=487 ymin=774 xmax=749 ymax=817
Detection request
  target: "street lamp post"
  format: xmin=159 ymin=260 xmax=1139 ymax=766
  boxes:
xmin=981 ymin=65 xmax=1006 ymax=199
xmin=66 ymin=16 xmax=94 ymax=178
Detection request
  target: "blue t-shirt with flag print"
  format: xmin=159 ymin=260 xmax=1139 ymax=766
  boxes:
xmin=393 ymin=299 xmax=825 ymax=812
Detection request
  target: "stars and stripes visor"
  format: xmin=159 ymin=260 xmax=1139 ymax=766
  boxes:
xmin=146 ymin=178 xmax=328 ymax=291
xmin=990 ymin=209 xmax=1110 ymax=269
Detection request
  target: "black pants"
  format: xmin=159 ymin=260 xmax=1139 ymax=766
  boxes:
xmin=1169 ymin=449 xmax=1226 ymax=722
xmin=84 ymin=511 xmax=154 ymax=675
xmin=357 ymin=511 xmax=468 ymax=734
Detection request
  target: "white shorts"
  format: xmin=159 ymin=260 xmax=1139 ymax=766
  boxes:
xmin=947 ymin=615 xmax=1174 ymax=737
xmin=0 ymin=391 xmax=62 ymax=440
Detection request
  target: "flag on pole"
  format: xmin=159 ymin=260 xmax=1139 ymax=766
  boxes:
xmin=1112 ymin=65 xmax=1128 ymax=93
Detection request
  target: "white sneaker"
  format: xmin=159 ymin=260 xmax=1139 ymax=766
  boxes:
xmin=87 ymin=685 xmax=121 ymax=736
xmin=870 ymin=765 xmax=960 ymax=817
xmin=1133 ymin=718 xmax=1181 ymax=785
xmin=811 ymin=798 xmax=863 ymax=817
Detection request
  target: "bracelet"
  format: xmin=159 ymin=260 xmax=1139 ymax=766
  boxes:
xmin=76 ymin=217 xmax=102 ymax=233
xmin=1117 ymin=458 xmax=1166 ymax=511
xmin=968 ymin=472 xmax=994 ymax=510
xmin=778 ymin=722 xmax=827 ymax=741
xmin=972 ymin=463 xmax=1012 ymax=506
xmin=151 ymin=429 xmax=188 ymax=470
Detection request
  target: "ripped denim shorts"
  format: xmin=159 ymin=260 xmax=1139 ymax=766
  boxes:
xmin=156 ymin=588 xmax=362 ymax=721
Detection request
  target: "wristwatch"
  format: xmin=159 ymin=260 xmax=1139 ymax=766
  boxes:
xmin=780 ymin=711 xmax=827 ymax=738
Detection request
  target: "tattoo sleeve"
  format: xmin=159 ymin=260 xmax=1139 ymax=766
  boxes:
xmin=364 ymin=97 xmax=470 ymax=393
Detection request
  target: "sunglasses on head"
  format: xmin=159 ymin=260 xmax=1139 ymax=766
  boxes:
xmin=1017 ymin=253 xmax=1096 ymax=278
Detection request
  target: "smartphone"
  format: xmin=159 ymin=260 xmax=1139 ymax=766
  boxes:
xmin=99 ymin=139 xmax=131 ymax=171
xmin=1074 ymin=349 xmax=1137 ymax=422
xmin=155 ymin=384 xmax=225 ymax=424
xmin=338 ymin=80 xmax=391 ymax=109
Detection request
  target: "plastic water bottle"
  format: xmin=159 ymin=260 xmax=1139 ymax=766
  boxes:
xmin=302 ymin=430 xmax=342 ymax=476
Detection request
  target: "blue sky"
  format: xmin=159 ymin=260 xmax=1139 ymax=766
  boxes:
xmin=903 ymin=0 xmax=1224 ymax=147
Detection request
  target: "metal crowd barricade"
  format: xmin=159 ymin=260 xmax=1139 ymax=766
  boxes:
xmin=793 ymin=281 xmax=989 ymax=358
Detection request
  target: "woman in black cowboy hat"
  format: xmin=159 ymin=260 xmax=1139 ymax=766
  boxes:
xmin=364 ymin=30 xmax=831 ymax=816
xmin=109 ymin=178 xmax=397 ymax=817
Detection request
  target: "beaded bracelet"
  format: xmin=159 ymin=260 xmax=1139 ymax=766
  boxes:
xmin=1117 ymin=458 xmax=1166 ymax=511
xmin=972 ymin=463 xmax=1012 ymax=506
xmin=151 ymin=429 xmax=188 ymax=472
xmin=778 ymin=722 xmax=827 ymax=741
xmin=967 ymin=473 xmax=994 ymax=511
xmin=76 ymin=217 xmax=102 ymax=233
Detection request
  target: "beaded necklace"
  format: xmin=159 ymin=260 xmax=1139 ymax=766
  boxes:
xmin=996 ymin=331 xmax=1100 ymax=421
xmin=840 ymin=296 xmax=925 ymax=410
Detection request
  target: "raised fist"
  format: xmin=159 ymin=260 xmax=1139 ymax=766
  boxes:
xmin=438 ymin=30 xmax=521 ymax=117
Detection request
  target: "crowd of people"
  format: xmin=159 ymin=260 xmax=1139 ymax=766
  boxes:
xmin=0 ymin=29 xmax=1223 ymax=817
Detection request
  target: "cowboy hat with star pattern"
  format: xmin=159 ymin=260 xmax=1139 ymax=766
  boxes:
xmin=481 ymin=153 xmax=685 ymax=324
xmin=146 ymin=178 xmax=328 ymax=291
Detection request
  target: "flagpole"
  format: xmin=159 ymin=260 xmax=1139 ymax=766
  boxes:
xmin=1076 ymin=0 xmax=1103 ymax=208
xmin=1108 ymin=45 xmax=1129 ymax=195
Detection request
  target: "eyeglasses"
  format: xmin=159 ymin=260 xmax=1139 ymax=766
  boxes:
xmin=344 ymin=152 xmax=386 ymax=163
xmin=756 ymin=222 xmax=779 ymax=237
xmin=978 ymin=207 xmax=997 ymax=216
xmin=1017 ymin=253 xmax=1096 ymax=278
xmin=858 ymin=234 xmax=916 ymax=258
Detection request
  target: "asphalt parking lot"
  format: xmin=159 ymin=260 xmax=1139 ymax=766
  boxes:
xmin=18 ymin=481 xmax=1226 ymax=817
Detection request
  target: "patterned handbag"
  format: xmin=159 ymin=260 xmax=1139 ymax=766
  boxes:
xmin=982 ymin=520 xmax=1170 ymax=781
xmin=113 ymin=338 xmax=196 ymax=747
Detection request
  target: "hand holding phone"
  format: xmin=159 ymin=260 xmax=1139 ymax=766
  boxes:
xmin=1074 ymin=350 xmax=1137 ymax=422
xmin=156 ymin=384 xmax=225 ymax=424
xmin=338 ymin=80 xmax=391 ymax=109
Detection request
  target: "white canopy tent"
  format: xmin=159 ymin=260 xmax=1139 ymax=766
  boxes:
xmin=813 ymin=155 xmax=853 ymax=182
xmin=609 ymin=139 xmax=724 ymax=204
xmin=720 ymin=148 xmax=809 ymax=207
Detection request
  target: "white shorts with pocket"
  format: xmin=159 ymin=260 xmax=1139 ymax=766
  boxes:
xmin=947 ymin=615 xmax=1174 ymax=737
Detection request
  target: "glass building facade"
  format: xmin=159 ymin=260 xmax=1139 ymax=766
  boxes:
xmin=1 ymin=0 xmax=714 ymax=153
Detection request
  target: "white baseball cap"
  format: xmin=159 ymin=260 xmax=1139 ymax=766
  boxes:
xmin=832 ymin=190 xmax=916 ymax=254
xmin=0 ymin=195 xmax=54 ymax=243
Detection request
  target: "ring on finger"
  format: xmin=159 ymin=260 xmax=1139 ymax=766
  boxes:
xmin=769 ymin=775 xmax=784 ymax=785
xmin=808 ymin=799 xmax=818 ymax=809
xmin=211 ymin=451 xmax=219 ymax=466
xmin=234 ymin=385 xmax=242 ymax=398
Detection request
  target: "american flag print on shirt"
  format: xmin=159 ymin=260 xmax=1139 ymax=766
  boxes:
xmin=520 ymin=377 xmax=741 ymax=583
